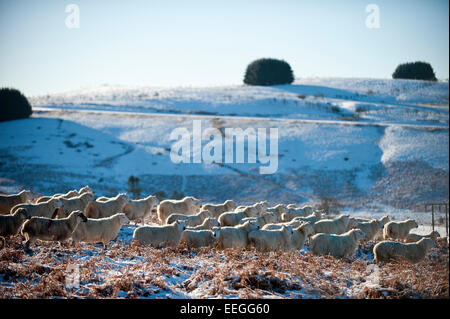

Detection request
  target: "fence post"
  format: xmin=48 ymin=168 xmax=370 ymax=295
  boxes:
xmin=431 ymin=205 xmax=435 ymax=232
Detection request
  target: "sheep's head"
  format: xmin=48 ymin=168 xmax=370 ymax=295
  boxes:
xmin=352 ymin=228 xmax=366 ymax=241
xmin=175 ymin=220 xmax=187 ymax=231
xmin=243 ymin=206 xmax=258 ymax=218
xmin=298 ymin=222 xmax=315 ymax=237
xmin=380 ymin=215 xmax=390 ymax=225
xmin=188 ymin=197 xmax=202 ymax=208
xmin=420 ymin=237 xmax=437 ymax=249
xmin=206 ymin=217 xmax=220 ymax=228
xmin=263 ymin=212 xmax=277 ymax=224
xmin=118 ymin=213 xmax=130 ymax=225
xmin=302 ymin=206 xmax=313 ymax=215
xmin=72 ymin=211 xmax=88 ymax=223
xmin=149 ymin=195 xmax=160 ymax=206
xmin=118 ymin=193 xmax=130 ymax=203
xmin=430 ymin=231 xmax=441 ymax=239
xmin=83 ymin=192 xmax=96 ymax=202
xmin=225 ymin=200 xmax=236 ymax=211
xmin=212 ymin=227 xmax=221 ymax=239
xmin=407 ymin=219 xmax=418 ymax=229
xmin=339 ymin=214 xmax=350 ymax=225
xmin=281 ymin=225 xmax=294 ymax=237
xmin=80 ymin=185 xmax=93 ymax=194
xmin=244 ymin=220 xmax=259 ymax=232
xmin=22 ymin=190 xmax=34 ymax=202
xmin=15 ymin=208 xmax=30 ymax=220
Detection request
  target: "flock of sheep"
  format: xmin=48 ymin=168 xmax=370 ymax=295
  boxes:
xmin=0 ymin=187 xmax=446 ymax=264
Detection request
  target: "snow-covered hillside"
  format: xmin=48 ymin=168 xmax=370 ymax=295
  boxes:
xmin=1 ymin=78 xmax=448 ymax=216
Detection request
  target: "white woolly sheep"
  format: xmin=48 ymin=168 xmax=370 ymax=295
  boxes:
xmin=240 ymin=212 xmax=278 ymax=228
xmin=265 ymin=204 xmax=288 ymax=221
xmin=186 ymin=217 xmax=220 ymax=230
xmin=350 ymin=219 xmax=384 ymax=241
xmin=404 ymin=230 xmax=441 ymax=243
xmin=84 ymin=193 xmax=130 ymax=219
xmin=0 ymin=208 xmax=30 ymax=249
xmin=216 ymin=220 xmax=260 ymax=249
xmin=288 ymin=222 xmax=315 ymax=250
xmin=383 ymin=219 xmax=418 ymax=241
xmin=11 ymin=197 xmax=63 ymax=218
xmin=292 ymin=210 xmax=322 ymax=224
xmin=157 ymin=196 xmax=202 ymax=224
xmin=122 ymin=195 xmax=159 ymax=224
xmin=133 ymin=220 xmax=186 ymax=247
xmin=201 ymin=200 xmax=236 ymax=219
xmin=36 ymin=186 xmax=93 ymax=203
xmin=261 ymin=219 xmax=304 ymax=231
xmin=281 ymin=206 xmax=313 ymax=222
xmin=21 ymin=210 xmax=87 ymax=248
xmin=0 ymin=190 xmax=34 ymax=215
xmin=71 ymin=213 xmax=130 ymax=249
xmin=57 ymin=192 xmax=95 ymax=218
xmin=166 ymin=209 xmax=213 ymax=227
xmin=373 ymin=238 xmax=437 ymax=263
xmin=218 ymin=205 xmax=259 ymax=227
xmin=180 ymin=228 xmax=220 ymax=248
xmin=312 ymin=214 xmax=351 ymax=235
xmin=310 ymin=229 xmax=366 ymax=258
xmin=248 ymin=225 xmax=293 ymax=251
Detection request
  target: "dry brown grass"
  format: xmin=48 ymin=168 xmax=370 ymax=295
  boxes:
xmin=0 ymin=236 xmax=448 ymax=299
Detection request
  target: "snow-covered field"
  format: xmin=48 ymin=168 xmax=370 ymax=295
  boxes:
xmin=0 ymin=78 xmax=448 ymax=299
xmin=1 ymin=78 xmax=448 ymax=213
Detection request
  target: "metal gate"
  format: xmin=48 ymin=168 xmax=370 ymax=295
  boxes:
xmin=425 ymin=203 xmax=449 ymax=237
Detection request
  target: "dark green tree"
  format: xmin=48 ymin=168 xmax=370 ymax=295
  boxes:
xmin=244 ymin=58 xmax=294 ymax=86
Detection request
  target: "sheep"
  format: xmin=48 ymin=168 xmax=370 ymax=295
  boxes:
xmin=373 ymin=238 xmax=437 ymax=263
xmin=0 ymin=208 xmax=31 ymax=249
xmin=240 ymin=212 xmax=278 ymax=228
xmin=11 ymin=197 xmax=63 ymax=218
xmin=350 ymin=219 xmax=384 ymax=241
xmin=201 ymin=200 xmax=236 ymax=219
xmin=281 ymin=206 xmax=313 ymax=222
xmin=186 ymin=217 xmax=220 ymax=230
xmin=36 ymin=186 xmax=93 ymax=203
xmin=312 ymin=214 xmax=351 ymax=235
xmin=350 ymin=215 xmax=390 ymax=225
xmin=157 ymin=196 xmax=202 ymax=224
xmin=0 ymin=190 xmax=34 ymax=215
xmin=56 ymin=192 xmax=96 ymax=218
xmin=383 ymin=219 xmax=418 ymax=241
xmin=122 ymin=195 xmax=159 ymax=224
xmin=404 ymin=230 xmax=441 ymax=243
xmin=166 ymin=209 xmax=213 ymax=227
xmin=95 ymin=194 xmax=122 ymax=202
xmin=180 ymin=228 xmax=220 ymax=248
xmin=216 ymin=220 xmax=260 ymax=249
xmin=84 ymin=193 xmax=130 ymax=219
xmin=310 ymin=229 xmax=366 ymax=258
xmin=265 ymin=204 xmax=288 ymax=221
xmin=262 ymin=219 xmax=304 ymax=231
xmin=288 ymin=222 xmax=315 ymax=249
xmin=71 ymin=213 xmax=130 ymax=249
xmin=218 ymin=205 xmax=259 ymax=227
xmin=21 ymin=210 xmax=87 ymax=248
xmin=132 ymin=220 xmax=186 ymax=247
xmin=293 ymin=210 xmax=322 ymax=224
xmin=261 ymin=211 xmax=320 ymax=231
xmin=248 ymin=226 xmax=293 ymax=251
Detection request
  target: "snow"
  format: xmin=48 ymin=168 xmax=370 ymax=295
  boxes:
xmin=1 ymin=77 xmax=448 ymax=210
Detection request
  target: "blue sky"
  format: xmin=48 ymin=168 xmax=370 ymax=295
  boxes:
xmin=0 ymin=0 xmax=448 ymax=96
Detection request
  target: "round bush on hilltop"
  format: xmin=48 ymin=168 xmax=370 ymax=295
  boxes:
xmin=392 ymin=61 xmax=437 ymax=81
xmin=244 ymin=58 xmax=295 ymax=86
xmin=0 ymin=88 xmax=32 ymax=122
